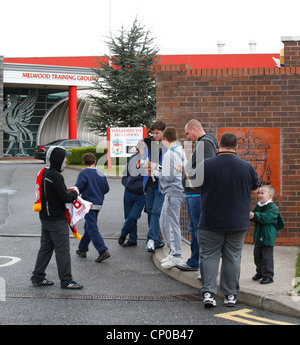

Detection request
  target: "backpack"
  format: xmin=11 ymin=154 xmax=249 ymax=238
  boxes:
xmin=276 ymin=213 xmax=285 ymax=231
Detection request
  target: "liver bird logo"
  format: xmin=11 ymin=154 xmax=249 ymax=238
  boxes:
xmin=3 ymin=89 xmax=38 ymax=156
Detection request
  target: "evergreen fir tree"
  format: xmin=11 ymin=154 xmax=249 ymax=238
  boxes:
xmin=86 ymin=17 xmax=159 ymax=135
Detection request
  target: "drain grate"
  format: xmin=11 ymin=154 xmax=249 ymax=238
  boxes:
xmin=5 ymin=293 xmax=201 ymax=302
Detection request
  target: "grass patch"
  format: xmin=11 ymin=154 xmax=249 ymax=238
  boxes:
xmin=295 ymin=246 xmax=300 ymax=283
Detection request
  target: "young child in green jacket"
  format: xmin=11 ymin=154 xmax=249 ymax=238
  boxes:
xmin=250 ymin=185 xmax=284 ymax=284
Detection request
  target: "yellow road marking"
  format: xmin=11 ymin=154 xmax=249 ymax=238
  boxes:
xmin=215 ymin=308 xmax=295 ymax=325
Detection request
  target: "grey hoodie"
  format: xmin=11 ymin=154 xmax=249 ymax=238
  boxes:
xmin=158 ymin=144 xmax=187 ymax=196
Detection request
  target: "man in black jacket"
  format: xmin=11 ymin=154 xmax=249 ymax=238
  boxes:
xmin=31 ymin=146 xmax=83 ymax=289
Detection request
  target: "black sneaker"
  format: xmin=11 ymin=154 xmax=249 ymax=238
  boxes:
xmin=95 ymin=251 xmax=110 ymax=263
xmin=122 ymin=241 xmax=137 ymax=247
xmin=118 ymin=235 xmax=126 ymax=245
xmin=32 ymin=279 xmax=54 ymax=287
xmin=260 ymin=277 xmax=273 ymax=284
xmin=61 ymin=281 xmax=83 ymax=289
xmin=76 ymin=250 xmax=87 ymax=258
xmin=252 ymin=273 xmax=263 ymax=281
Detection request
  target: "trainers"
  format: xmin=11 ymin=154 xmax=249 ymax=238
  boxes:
xmin=118 ymin=235 xmax=126 ymax=245
xmin=76 ymin=250 xmax=87 ymax=258
xmin=95 ymin=251 xmax=110 ymax=263
xmin=155 ymin=242 xmax=165 ymax=249
xmin=224 ymin=294 xmax=237 ymax=307
xmin=161 ymin=256 xmax=184 ymax=269
xmin=203 ymin=292 xmax=217 ymax=308
xmin=61 ymin=281 xmax=83 ymax=289
xmin=146 ymin=239 xmax=155 ymax=253
xmin=175 ymin=262 xmax=199 ymax=271
xmin=32 ymin=279 xmax=54 ymax=287
xmin=122 ymin=241 xmax=137 ymax=247
xmin=252 ymin=273 xmax=263 ymax=281
xmin=161 ymin=253 xmax=173 ymax=263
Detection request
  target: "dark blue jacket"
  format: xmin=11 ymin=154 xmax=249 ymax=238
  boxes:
xmin=75 ymin=168 xmax=109 ymax=206
xmin=199 ymin=152 xmax=259 ymax=232
xmin=122 ymin=152 xmax=145 ymax=195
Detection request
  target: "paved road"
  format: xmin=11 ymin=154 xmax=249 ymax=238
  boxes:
xmin=0 ymin=163 xmax=299 ymax=329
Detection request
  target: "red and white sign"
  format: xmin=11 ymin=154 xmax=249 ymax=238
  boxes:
xmin=107 ymin=127 xmax=148 ymax=170
xmin=4 ymin=70 xmax=99 ymax=87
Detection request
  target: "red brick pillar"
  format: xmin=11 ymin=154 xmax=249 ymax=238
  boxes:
xmin=281 ymin=36 xmax=300 ymax=67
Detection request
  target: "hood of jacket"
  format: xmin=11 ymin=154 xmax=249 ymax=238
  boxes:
xmin=46 ymin=146 xmax=71 ymax=172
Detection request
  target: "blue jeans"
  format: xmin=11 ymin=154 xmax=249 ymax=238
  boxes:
xmin=185 ymin=195 xmax=201 ymax=269
xmin=145 ymin=185 xmax=165 ymax=247
xmin=121 ymin=190 xmax=145 ymax=243
xmin=78 ymin=210 xmax=108 ymax=254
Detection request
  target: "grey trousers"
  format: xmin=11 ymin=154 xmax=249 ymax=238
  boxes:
xmin=198 ymin=229 xmax=246 ymax=297
xmin=160 ymin=194 xmax=185 ymax=257
xmin=31 ymin=218 xmax=73 ymax=287
xmin=253 ymin=243 xmax=274 ymax=280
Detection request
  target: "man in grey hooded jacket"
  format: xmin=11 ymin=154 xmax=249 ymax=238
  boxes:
xmin=154 ymin=127 xmax=187 ymax=269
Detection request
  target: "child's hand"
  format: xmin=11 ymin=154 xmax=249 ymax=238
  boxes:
xmin=175 ymin=164 xmax=184 ymax=172
xmin=68 ymin=186 xmax=80 ymax=195
xmin=250 ymin=212 xmax=254 ymax=219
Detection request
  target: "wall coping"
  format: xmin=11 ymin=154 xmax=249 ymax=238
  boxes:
xmin=281 ymin=36 xmax=300 ymax=42
xmin=156 ymin=64 xmax=300 ymax=76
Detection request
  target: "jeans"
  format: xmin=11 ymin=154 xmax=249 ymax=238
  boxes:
xmin=145 ymin=185 xmax=165 ymax=247
xmin=78 ymin=210 xmax=108 ymax=254
xmin=185 ymin=195 xmax=201 ymax=269
xmin=120 ymin=190 xmax=145 ymax=243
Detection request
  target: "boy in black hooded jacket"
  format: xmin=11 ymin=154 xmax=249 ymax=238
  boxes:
xmin=31 ymin=146 xmax=83 ymax=289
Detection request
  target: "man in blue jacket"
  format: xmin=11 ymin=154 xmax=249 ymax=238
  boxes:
xmin=198 ymin=133 xmax=259 ymax=308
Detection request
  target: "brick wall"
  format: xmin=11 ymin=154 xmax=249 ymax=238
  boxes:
xmin=282 ymin=36 xmax=300 ymax=67
xmin=156 ymin=39 xmax=300 ymax=245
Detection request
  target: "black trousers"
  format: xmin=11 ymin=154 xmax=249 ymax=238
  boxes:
xmin=253 ymin=243 xmax=274 ymax=280
xmin=31 ymin=218 xmax=73 ymax=287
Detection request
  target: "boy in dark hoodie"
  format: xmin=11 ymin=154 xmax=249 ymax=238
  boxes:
xmin=31 ymin=146 xmax=83 ymax=289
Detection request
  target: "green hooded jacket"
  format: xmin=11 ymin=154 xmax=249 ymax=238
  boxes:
xmin=251 ymin=202 xmax=284 ymax=246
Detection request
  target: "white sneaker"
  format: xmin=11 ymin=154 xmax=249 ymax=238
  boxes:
xmin=161 ymin=256 xmax=184 ymax=269
xmin=203 ymin=292 xmax=217 ymax=308
xmin=224 ymin=294 xmax=236 ymax=307
xmin=161 ymin=253 xmax=173 ymax=263
xmin=146 ymin=239 xmax=155 ymax=253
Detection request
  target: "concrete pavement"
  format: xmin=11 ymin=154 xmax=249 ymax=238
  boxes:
xmin=1 ymin=157 xmax=299 ymax=318
xmin=153 ymin=241 xmax=300 ymax=318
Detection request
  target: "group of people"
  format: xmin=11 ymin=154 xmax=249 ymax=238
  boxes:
xmin=30 ymin=119 xmax=284 ymax=309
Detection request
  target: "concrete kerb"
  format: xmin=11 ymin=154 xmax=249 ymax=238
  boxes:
xmin=153 ymin=242 xmax=300 ymax=318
